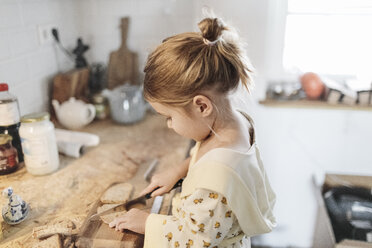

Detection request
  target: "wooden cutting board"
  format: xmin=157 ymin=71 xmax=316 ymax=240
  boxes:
xmin=107 ymin=17 xmax=139 ymax=89
xmin=52 ymin=67 xmax=90 ymax=103
xmin=76 ymin=160 xmax=176 ymax=248
xmin=77 ymin=159 xmax=152 ymax=248
xmin=76 ymin=185 xmax=146 ymax=248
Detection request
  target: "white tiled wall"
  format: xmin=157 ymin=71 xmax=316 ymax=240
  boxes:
xmin=76 ymin=0 xmax=195 ymax=81
xmin=0 ymin=0 xmax=195 ymax=115
xmin=0 ymin=0 xmax=79 ymax=115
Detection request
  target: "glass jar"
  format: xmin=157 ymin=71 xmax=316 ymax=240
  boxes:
xmin=0 ymin=134 xmax=19 ymax=175
xmin=19 ymin=112 xmax=59 ymax=175
xmin=0 ymin=83 xmax=20 ymax=126
xmin=92 ymin=93 xmax=109 ymax=120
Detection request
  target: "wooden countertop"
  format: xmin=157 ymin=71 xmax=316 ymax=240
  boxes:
xmin=0 ymin=113 xmax=189 ymax=247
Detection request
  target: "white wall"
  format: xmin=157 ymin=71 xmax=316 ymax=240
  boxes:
xmin=254 ymin=105 xmax=372 ymax=247
xmin=0 ymin=0 xmax=80 ymax=115
xmin=193 ymin=0 xmax=271 ymax=100
xmin=75 ymin=0 xmax=195 ymax=83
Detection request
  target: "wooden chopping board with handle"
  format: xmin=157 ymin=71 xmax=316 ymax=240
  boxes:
xmin=107 ymin=17 xmax=139 ymax=89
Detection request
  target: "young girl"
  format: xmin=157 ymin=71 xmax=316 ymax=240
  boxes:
xmin=110 ymin=16 xmax=276 ymax=248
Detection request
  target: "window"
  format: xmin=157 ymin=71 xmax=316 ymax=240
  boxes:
xmin=283 ymin=0 xmax=372 ymax=79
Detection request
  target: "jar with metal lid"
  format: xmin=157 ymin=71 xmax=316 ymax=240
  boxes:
xmin=0 ymin=134 xmax=19 ymax=175
xmin=19 ymin=112 xmax=59 ymax=175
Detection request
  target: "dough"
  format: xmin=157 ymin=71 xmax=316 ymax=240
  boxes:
xmin=100 ymin=183 xmax=133 ymax=204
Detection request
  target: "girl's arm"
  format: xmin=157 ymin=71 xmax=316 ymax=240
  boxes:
xmin=140 ymin=156 xmax=191 ymax=198
xmin=111 ymin=189 xmax=236 ymax=247
xmin=174 ymin=156 xmax=191 ymax=178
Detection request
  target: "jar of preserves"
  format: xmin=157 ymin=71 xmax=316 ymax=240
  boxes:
xmin=19 ymin=112 xmax=59 ymax=175
xmin=0 ymin=134 xmax=19 ymax=175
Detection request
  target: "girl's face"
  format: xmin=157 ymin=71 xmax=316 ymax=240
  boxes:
xmin=149 ymin=101 xmax=212 ymax=141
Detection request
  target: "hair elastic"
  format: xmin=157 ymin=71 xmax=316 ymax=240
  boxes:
xmin=203 ymin=38 xmax=219 ymax=46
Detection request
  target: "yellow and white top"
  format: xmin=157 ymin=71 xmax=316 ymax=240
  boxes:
xmin=144 ymin=112 xmax=276 ymax=248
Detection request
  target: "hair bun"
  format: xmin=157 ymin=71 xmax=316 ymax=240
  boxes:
xmin=198 ymin=18 xmax=226 ymax=42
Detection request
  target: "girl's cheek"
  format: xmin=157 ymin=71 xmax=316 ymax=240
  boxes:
xmin=172 ymin=123 xmax=187 ymax=137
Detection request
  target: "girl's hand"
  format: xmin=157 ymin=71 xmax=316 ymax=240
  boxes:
xmin=109 ymin=208 xmax=149 ymax=234
xmin=139 ymin=166 xmax=183 ymax=198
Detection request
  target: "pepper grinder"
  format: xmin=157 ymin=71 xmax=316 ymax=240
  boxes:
xmin=2 ymin=187 xmax=29 ymax=225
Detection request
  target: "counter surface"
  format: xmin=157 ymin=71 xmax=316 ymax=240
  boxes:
xmin=0 ymin=113 xmax=189 ymax=247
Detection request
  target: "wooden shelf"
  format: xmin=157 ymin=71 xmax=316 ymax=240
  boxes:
xmin=259 ymin=99 xmax=372 ymax=111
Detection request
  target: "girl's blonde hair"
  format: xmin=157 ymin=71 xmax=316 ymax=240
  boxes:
xmin=143 ymin=17 xmax=253 ymax=106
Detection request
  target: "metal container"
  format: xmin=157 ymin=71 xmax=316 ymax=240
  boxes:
xmin=103 ymin=84 xmax=146 ymax=124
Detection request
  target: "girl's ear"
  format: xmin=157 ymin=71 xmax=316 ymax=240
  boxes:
xmin=192 ymin=95 xmax=213 ymax=117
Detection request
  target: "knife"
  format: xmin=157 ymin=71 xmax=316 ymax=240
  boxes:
xmin=150 ymin=195 xmax=164 ymax=214
xmin=89 ymin=178 xmax=183 ymax=221
xmin=143 ymin=159 xmax=159 ymax=182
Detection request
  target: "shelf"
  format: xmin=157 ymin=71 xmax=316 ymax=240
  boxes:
xmin=259 ymin=99 xmax=372 ymax=111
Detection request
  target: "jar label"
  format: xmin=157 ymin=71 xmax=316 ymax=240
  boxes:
xmin=0 ymin=102 xmax=20 ymax=126
xmin=21 ymin=137 xmax=50 ymax=169
xmin=0 ymin=158 xmax=8 ymax=166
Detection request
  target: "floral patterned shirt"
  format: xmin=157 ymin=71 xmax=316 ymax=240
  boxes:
xmin=158 ymin=188 xmax=249 ymax=248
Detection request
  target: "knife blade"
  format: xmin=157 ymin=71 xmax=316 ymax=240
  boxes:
xmin=150 ymin=195 xmax=164 ymax=214
xmin=143 ymin=159 xmax=159 ymax=182
xmin=89 ymin=178 xmax=183 ymax=221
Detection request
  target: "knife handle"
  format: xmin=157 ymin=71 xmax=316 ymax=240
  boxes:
xmin=144 ymin=178 xmax=184 ymax=199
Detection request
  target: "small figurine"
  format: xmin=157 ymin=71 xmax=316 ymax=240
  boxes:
xmin=2 ymin=187 xmax=29 ymax=225
xmin=73 ymin=38 xmax=89 ymax=69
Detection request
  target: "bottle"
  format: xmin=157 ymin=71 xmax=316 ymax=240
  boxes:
xmin=0 ymin=134 xmax=19 ymax=175
xmin=0 ymin=83 xmax=23 ymax=165
xmin=19 ymin=112 xmax=59 ymax=175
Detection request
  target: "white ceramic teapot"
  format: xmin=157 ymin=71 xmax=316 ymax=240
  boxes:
xmin=52 ymin=97 xmax=96 ymax=130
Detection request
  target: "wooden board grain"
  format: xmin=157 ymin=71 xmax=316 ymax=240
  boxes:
xmin=52 ymin=68 xmax=90 ymax=103
xmin=76 ymin=158 xmax=160 ymax=248
xmin=107 ymin=17 xmax=139 ymax=89
xmin=77 ymin=180 xmax=147 ymax=248
xmin=77 ymin=161 xmax=178 ymax=248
